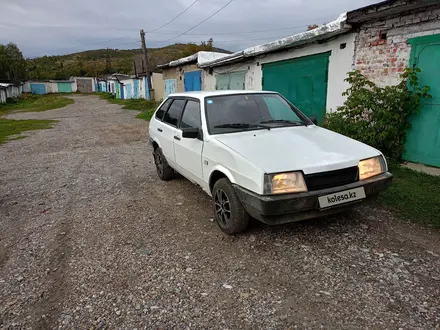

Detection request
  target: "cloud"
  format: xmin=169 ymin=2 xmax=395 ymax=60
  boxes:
xmin=0 ymin=0 xmax=377 ymax=57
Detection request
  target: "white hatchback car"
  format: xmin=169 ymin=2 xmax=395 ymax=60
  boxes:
xmin=149 ymin=91 xmax=392 ymax=234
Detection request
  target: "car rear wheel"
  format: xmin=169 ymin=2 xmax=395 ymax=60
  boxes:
xmin=212 ymin=178 xmax=249 ymax=234
xmin=153 ymin=147 xmax=174 ymax=181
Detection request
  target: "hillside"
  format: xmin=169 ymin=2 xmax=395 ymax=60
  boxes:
xmin=26 ymin=43 xmax=231 ymax=80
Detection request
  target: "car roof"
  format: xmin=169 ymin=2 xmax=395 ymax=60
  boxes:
xmin=167 ymin=90 xmax=278 ymax=100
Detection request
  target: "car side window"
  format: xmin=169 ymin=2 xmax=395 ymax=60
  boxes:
xmin=155 ymin=99 xmax=173 ymax=120
xmin=180 ymin=100 xmax=201 ymax=129
xmin=163 ymin=99 xmax=186 ymax=127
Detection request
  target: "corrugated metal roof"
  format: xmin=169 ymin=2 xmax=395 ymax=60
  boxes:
xmin=158 ymin=51 xmax=230 ymax=69
xmin=48 ymin=80 xmax=74 ymax=83
xmin=346 ymin=0 xmax=439 ymax=23
xmin=200 ymin=12 xmax=350 ymax=68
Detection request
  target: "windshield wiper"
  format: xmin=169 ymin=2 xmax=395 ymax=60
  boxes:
xmin=259 ymin=119 xmax=306 ymax=126
xmin=214 ymin=123 xmax=265 ymax=129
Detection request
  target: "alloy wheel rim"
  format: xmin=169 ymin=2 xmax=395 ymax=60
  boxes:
xmin=214 ymin=189 xmax=231 ymax=226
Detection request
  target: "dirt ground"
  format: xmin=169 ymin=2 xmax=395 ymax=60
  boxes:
xmin=0 ymin=95 xmax=439 ymax=329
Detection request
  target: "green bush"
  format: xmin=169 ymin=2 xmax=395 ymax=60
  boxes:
xmin=323 ymin=69 xmax=431 ymax=161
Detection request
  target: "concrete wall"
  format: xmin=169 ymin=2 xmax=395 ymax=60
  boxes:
xmin=203 ymin=33 xmax=356 ymax=112
xmin=162 ymin=63 xmax=199 ymax=93
xmin=152 ymin=73 xmax=164 ymax=101
xmin=354 ymin=4 xmax=440 ymax=86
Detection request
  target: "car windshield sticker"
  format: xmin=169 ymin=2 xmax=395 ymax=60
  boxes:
xmin=207 ymin=100 xmax=213 ymax=104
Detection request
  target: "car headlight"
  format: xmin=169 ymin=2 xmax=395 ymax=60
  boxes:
xmin=358 ymin=156 xmax=386 ymax=180
xmin=264 ymin=171 xmax=308 ymax=194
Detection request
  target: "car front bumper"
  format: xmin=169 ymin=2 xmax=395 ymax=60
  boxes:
xmin=233 ymin=172 xmax=393 ymax=225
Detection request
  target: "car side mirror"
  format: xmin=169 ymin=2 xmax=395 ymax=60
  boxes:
xmin=308 ymin=116 xmax=318 ymax=125
xmin=182 ymin=127 xmax=200 ymax=139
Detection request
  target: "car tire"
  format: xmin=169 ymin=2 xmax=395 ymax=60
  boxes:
xmin=212 ymin=178 xmax=249 ymax=234
xmin=153 ymin=147 xmax=174 ymax=181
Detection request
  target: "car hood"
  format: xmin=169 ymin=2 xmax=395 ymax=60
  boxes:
xmin=212 ymin=126 xmax=381 ymax=174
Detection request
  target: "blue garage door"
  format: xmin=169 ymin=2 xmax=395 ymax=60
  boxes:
xmin=133 ymin=79 xmax=140 ymax=99
xmin=184 ymin=71 xmax=202 ymax=91
xmin=145 ymin=78 xmax=150 ymax=100
xmin=125 ymin=84 xmax=132 ymax=99
xmin=165 ymin=79 xmax=176 ymax=97
xmin=31 ymin=83 xmax=46 ymax=95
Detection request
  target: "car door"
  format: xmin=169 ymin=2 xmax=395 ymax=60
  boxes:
xmin=159 ymin=98 xmax=186 ymax=168
xmin=173 ymin=99 xmax=204 ymax=185
xmin=150 ymin=98 xmax=172 ymax=154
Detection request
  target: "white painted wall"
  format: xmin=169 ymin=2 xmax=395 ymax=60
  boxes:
xmin=47 ymin=82 xmax=58 ymax=94
xmin=0 ymin=89 xmax=6 ymax=103
xmin=5 ymin=86 xmax=21 ymax=98
xmin=203 ymin=33 xmax=356 ymax=112
xmin=120 ymin=79 xmax=134 ymax=99
xmin=71 ymin=81 xmax=78 ymax=93
xmin=23 ymin=82 xmax=31 ymax=93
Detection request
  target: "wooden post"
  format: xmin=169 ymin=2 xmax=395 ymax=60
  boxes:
xmin=140 ymin=29 xmax=153 ymax=99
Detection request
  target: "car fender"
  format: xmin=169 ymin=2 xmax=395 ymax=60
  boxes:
xmin=208 ymin=164 xmax=236 ymax=185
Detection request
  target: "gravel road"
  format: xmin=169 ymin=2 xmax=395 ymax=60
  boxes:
xmin=1 ymin=95 xmax=439 ymax=329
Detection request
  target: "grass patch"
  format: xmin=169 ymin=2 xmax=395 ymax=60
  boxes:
xmin=98 ymin=93 xmax=159 ymax=121
xmin=0 ymin=94 xmax=74 ymax=116
xmin=136 ymin=109 xmax=156 ymax=121
xmin=378 ymin=164 xmax=440 ymax=228
xmin=0 ymin=118 xmax=57 ymax=144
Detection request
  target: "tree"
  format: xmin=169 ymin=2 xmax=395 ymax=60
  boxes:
xmin=0 ymin=43 xmax=26 ymax=80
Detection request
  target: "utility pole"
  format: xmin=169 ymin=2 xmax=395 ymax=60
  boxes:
xmin=140 ymin=29 xmax=153 ymax=99
xmin=133 ymin=61 xmax=137 ymax=77
xmin=94 ymin=62 xmax=98 ymax=78
xmin=105 ymin=47 xmax=111 ymax=73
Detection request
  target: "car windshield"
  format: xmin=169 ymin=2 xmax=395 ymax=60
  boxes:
xmin=205 ymin=93 xmax=311 ymax=134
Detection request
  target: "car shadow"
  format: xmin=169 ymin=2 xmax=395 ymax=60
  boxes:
xmin=247 ymin=209 xmax=363 ymax=236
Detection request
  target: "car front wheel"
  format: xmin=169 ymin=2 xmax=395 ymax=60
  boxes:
xmin=212 ymin=178 xmax=249 ymax=234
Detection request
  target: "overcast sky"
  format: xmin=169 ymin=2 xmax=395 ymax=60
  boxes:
xmin=0 ymin=0 xmax=377 ymax=58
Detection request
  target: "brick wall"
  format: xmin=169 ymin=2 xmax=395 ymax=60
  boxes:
xmin=355 ymin=4 xmax=440 ymax=86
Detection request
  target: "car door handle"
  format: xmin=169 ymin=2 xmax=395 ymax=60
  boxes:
xmin=174 ymin=136 xmax=181 ymax=141
xmin=157 ymin=128 xmax=163 ymax=132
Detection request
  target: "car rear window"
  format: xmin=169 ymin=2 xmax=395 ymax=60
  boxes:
xmin=163 ymin=99 xmax=186 ymax=127
xmin=180 ymin=100 xmax=201 ymax=129
xmin=155 ymin=99 xmax=172 ymax=120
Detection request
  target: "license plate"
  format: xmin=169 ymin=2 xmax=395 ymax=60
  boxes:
xmin=318 ymin=187 xmax=366 ymax=209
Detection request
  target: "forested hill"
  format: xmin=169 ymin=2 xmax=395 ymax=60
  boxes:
xmin=26 ymin=43 xmax=231 ymax=80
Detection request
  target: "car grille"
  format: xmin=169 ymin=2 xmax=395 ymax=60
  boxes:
xmin=304 ymin=166 xmax=359 ymax=191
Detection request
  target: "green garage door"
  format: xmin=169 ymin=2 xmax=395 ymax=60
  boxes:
xmin=262 ymin=52 xmax=330 ymax=124
xmin=216 ymin=71 xmax=246 ymax=90
xmin=404 ymin=34 xmax=440 ymax=167
xmin=57 ymin=82 xmax=72 ymax=93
